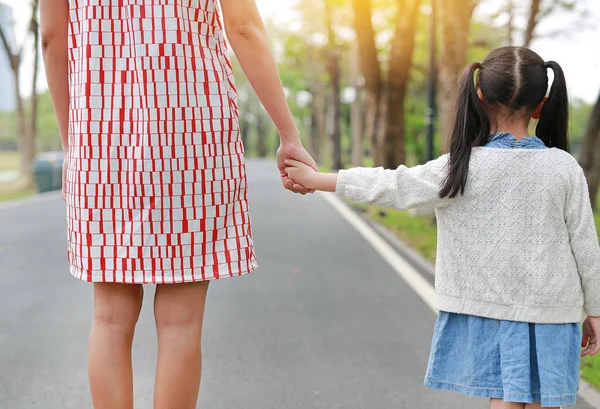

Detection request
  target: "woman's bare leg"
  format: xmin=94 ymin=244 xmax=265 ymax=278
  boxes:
xmin=153 ymin=282 xmax=210 ymax=409
xmin=490 ymin=399 xmax=526 ymax=409
xmin=88 ymin=283 xmax=144 ymax=409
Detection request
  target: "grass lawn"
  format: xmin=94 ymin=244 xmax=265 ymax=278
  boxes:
xmin=358 ymin=199 xmax=600 ymax=390
xmin=0 ymin=151 xmax=34 ymax=203
xmin=0 ymin=150 xmax=21 ymax=172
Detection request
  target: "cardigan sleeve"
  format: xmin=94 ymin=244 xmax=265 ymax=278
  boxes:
xmin=565 ymin=164 xmax=600 ymax=316
xmin=335 ymin=155 xmax=450 ymax=211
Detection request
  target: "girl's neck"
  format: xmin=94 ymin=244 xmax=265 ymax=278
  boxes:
xmin=489 ymin=117 xmax=531 ymax=140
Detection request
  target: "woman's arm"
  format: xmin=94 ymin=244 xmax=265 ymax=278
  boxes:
xmin=220 ymin=0 xmax=297 ymax=142
xmin=220 ymin=0 xmax=317 ymax=193
xmin=40 ymin=0 xmax=69 ymax=153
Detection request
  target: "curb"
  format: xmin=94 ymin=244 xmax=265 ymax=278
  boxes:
xmin=338 ymin=197 xmax=600 ymax=409
xmin=0 ymin=191 xmax=61 ymax=211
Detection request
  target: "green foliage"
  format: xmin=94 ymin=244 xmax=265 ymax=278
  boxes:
xmin=0 ymin=91 xmax=61 ymax=152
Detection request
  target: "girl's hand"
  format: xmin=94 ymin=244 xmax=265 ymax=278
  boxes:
xmin=285 ymin=159 xmax=318 ymax=190
xmin=582 ymin=317 xmax=600 ymax=357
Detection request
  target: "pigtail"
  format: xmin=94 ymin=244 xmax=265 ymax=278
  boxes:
xmin=439 ymin=62 xmax=491 ymax=198
xmin=536 ymin=61 xmax=569 ymax=151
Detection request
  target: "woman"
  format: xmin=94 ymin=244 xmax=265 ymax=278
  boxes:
xmin=40 ymin=1 xmax=316 ymax=408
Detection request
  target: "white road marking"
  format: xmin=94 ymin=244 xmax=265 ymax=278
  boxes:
xmin=320 ymin=192 xmax=437 ymax=313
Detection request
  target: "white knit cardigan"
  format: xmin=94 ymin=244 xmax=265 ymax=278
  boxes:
xmin=336 ymin=148 xmax=600 ymax=323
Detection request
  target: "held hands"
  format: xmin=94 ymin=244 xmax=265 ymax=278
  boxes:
xmin=276 ymin=141 xmax=318 ymax=195
xmin=582 ymin=317 xmax=600 ymax=357
xmin=284 ymin=159 xmax=318 ymax=190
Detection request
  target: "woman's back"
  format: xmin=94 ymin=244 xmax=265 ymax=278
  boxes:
xmin=67 ymin=0 xmax=237 ymax=115
xmin=64 ymin=0 xmax=256 ymax=284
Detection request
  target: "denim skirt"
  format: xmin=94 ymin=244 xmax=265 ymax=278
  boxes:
xmin=425 ymin=312 xmax=581 ymax=407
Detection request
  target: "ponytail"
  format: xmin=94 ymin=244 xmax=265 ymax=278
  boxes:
xmin=536 ymin=61 xmax=569 ymax=151
xmin=440 ymin=62 xmax=491 ymax=198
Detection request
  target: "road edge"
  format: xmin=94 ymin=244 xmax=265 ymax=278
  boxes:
xmin=319 ymin=191 xmax=600 ymax=409
xmin=0 ymin=191 xmax=61 ymax=211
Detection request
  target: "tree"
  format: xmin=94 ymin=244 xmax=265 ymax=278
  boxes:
xmin=489 ymin=0 xmax=590 ymax=47
xmin=0 ymin=0 xmax=40 ymax=186
xmin=379 ymin=0 xmax=421 ymax=168
xmin=351 ymin=0 xmax=422 ymax=168
xmin=580 ymin=92 xmax=600 ymax=210
xmin=30 ymin=0 xmax=41 ymax=160
xmin=436 ymin=0 xmax=478 ymax=152
xmin=324 ymin=0 xmax=343 ymax=170
xmin=349 ymin=42 xmax=364 ymax=166
xmin=523 ymin=0 xmax=541 ymax=47
xmin=351 ymin=0 xmax=382 ymax=155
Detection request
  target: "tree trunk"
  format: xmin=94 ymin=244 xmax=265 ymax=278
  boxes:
xmin=523 ymin=0 xmax=541 ymax=48
xmin=580 ymin=92 xmax=600 ymax=210
xmin=256 ymin=114 xmax=268 ymax=158
xmin=0 ymin=1 xmax=39 ymax=188
xmin=437 ymin=0 xmax=477 ymax=153
xmin=308 ymin=83 xmax=323 ymax=164
xmin=13 ymin=71 xmax=33 ymax=186
xmin=351 ymin=0 xmax=382 ymax=158
xmin=25 ymin=2 xmax=40 ymax=188
xmin=30 ymin=0 xmax=40 ymax=145
xmin=378 ymin=0 xmax=421 ymax=169
xmin=350 ymin=43 xmax=364 ymax=167
xmin=324 ymin=0 xmax=342 ymax=170
xmin=327 ymin=63 xmax=342 ymax=170
xmin=507 ymin=0 xmax=516 ymax=45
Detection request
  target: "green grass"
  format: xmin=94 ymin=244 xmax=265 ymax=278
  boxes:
xmin=582 ymin=356 xmax=600 ymax=389
xmin=0 ymin=150 xmax=20 ymax=172
xmin=358 ymin=196 xmax=600 ymax=390
xmin=0 ymin=151 xmax=33 ymax=203
xmin=351 ymin=203 xmax=438 ymax=262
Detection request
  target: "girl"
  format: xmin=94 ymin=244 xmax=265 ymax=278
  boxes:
xmin=285 ymin=46 xmax=600 ymax=409
xmin=40 ymin=0 xmax=315 ymax=408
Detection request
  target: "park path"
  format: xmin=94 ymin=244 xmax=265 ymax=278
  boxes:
xmin=0 ymin=160 xmax=594 ymax=409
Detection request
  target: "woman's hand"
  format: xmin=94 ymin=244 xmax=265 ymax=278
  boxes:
xmin=582 ymin=317 xmax=600 ymax=357
xmin=276 ymin=141 xmax=318 ymax=194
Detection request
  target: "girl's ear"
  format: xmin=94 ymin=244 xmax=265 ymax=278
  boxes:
xmin=477 ymin=88 xmax=484 ymax=101
xmin=532 ymin=97 xmax=548 ymax=120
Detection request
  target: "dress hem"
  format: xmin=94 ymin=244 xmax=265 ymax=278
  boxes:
xmin=69 ymin=260 xmax=259 ymax=284
xmin=437 ymin=294 xmax=583 ymax=324
xmin=424 ymin=377 xmax=578 ymax=407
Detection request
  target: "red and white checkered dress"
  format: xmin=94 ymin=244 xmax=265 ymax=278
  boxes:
xmin=65 ymin=0 xmax=257 ymax=284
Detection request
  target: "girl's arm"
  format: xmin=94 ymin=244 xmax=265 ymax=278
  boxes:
xmin=285 ymin=156 xmax=450 ymax=210
xmin=40 ymin=0 xmax=69 ymax=153
xmin=565 ymin=165 xmax=600 ymax=317
xmin=220 ymin=0 xmax=317 ymax=194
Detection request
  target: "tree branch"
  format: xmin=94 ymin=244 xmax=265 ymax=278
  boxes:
xmin=0 ymin=23 xmax=14 ymax=58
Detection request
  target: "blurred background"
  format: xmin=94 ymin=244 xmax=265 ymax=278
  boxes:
xmin=0 ymin=0 xmax=599 ymax=199
xmin=1 ymin=0 xmax=600 ymax=393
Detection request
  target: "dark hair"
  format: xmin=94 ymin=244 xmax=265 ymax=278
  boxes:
xmin=439 ymin=46 xmax=570 ymax=198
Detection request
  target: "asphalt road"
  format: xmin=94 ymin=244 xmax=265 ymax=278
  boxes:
xmin=0 ymin=160 xmax=594 ymax=409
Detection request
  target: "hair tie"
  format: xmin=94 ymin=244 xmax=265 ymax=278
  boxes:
xmin=544 ymin=61 xmax=551 ymax=69
xmin=476 ymin=62 xmax=483 ymax=70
